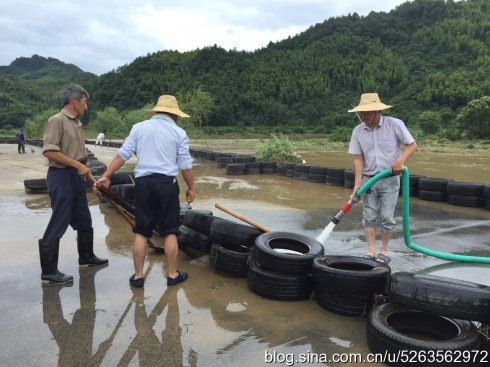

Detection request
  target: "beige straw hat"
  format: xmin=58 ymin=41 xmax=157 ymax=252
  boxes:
xmin=146 ymin=95 xmax=190 ymax=118
xmin=348 ymin=93 xmax=393 ymax=112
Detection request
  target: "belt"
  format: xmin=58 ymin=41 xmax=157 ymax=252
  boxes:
xmin=363 ymin=174 xmax=378 ymax=178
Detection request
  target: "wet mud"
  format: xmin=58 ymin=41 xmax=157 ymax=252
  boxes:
xmin=1 ymin=144 xmax=489 ymax=367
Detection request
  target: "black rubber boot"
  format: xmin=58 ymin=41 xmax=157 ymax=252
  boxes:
xmin=77 ymin=229 xmax=109 ymax=267
xmin=39 ymin=239 xmax=74 ymax=284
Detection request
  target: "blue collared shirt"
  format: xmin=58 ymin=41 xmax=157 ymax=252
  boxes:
xmin=117 ymin=113 xmax=192 ymax=178
xmin=348 ymin=115 xmax=415 ymax=176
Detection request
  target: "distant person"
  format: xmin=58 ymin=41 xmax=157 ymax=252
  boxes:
xmin=96 ymin=95 xmax=195 ymax=288
xmin=347 ymin=93 xmax=417 ymax=264
xmin=39 ymin=84 xmax=108 ymax=285
xmin=95 ymin=131 xmax=105 ymax=146
xmin=16 ymin=127 xmax=25 ymax=153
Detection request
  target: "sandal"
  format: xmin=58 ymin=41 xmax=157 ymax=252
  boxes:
xmin=363 ymin=254 xmax=375 ymax=260
xmin=376 ymin=253 xmax=391 ymax=264
xmin=129 ymin=274 xmax=145 ymax=288
xmin=167 ymin=271 xmax=188 ymax=286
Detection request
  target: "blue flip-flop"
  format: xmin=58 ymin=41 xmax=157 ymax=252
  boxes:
xmin=376 ymin=253 xmax=391 ymax=264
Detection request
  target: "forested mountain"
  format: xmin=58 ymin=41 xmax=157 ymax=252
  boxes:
xmin=0 ymin=55 xmax=97 ymax=128
xmin=88 ymin=0 xmax=489 ymax=134
xmin=1 ymin=0 xmax=488 ymax=140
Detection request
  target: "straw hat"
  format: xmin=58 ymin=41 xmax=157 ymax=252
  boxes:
xmin=348 ymin=93 xmax=392 ymax=113
xmin=146 ymin=95 xmax=190 ymax=118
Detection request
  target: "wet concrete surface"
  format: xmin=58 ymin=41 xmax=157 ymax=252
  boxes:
xmin=1 ymin=143 xmax=489 ymax=367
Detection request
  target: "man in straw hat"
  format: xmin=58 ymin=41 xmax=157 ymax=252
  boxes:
xmin=347 ymin=93 xmax=417 ymax=263
xmin=96 ymin=95 xmax=195 ymax=287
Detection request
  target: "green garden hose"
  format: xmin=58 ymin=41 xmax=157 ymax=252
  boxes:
xmin=358 ymin=167 xmax=490 ymax=264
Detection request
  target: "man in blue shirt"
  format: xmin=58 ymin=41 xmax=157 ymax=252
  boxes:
xmin=96 ymin=95 xmax=195 ymax=287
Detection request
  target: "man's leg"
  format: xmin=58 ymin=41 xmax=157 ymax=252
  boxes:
xmin=377 ymin=176 xmax=399 ymax=260
xmin=364 ymin=227 xmax=377 ymax=258
xmin=163 ymin=234 xmax=179 ymax=279
xmin=362 ymin=183 xmax=379 ymax=258
xmin=133 ymin=234 xmax=148 ymax=279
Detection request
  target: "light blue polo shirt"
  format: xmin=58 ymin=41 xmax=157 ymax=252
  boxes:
xmin=348 ymin=115 xmax=415 ymax=176
xmin=117 ymin=113 xmax=192 ymax=178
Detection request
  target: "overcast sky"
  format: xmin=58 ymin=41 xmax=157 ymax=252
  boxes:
xmin=0 ymin=0 xmax=409 ymax=75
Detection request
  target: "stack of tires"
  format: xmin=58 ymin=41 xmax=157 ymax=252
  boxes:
xmin=261 ymin=162 xmax=276 ymax=175
xmin=245 ymin=162 xmax=262 ymax=174
xmin=308 ymin=166 xmax=328 ymax=183
xmin=216 ymin=156 xmax=234 ymax=168
xmin=312 ymin=255 xmax=391 ymax=317
xmin=24 ymin=178 xmax=48 ymax=194
xmin=447 ymin=181 xmax=485 ymax=208
xmin=248 ymin=232 xmax=324 ymax=301
xmin=208 ymin=217 xmax=262 ymax=277
xmin=87 ymin=151 xmax=106 ymax=177
xmin=178 ymin=210 xmax=215 ymax=256
xmin=367 ymin=272 xmax=488 ymax=366
xmin=293 ymin=164 xmax=310 ymax=180
xmin=400 ymin=174 xmax=425 ymax=197
xmin=344 ymin=169 xmax=355 ymax=189
xmin=326 ymin=168 xmax=345 ymax=186
xmin=225 ymin=163 xmax=246 ymax=175
xmin=418 ymin=177 xmax=452 ymax=202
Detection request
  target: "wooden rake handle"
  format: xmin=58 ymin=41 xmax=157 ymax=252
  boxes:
xmin=214 ymin=203 xmax=271 ymax=232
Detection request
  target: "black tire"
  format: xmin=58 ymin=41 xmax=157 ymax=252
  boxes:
xmin=312 ymin=255 xmax=391 ymax=295
xmin=315 ymin=290 xmax=376 ymax=317
xmin=110 ymin=171 xmax=135 ymax=186
xmin=225 ymin=163 xmax=245 ymax=175
xmin=389 ymin=272 xmax=490 ymax=322
xmin=216 ymin=156 xmax=234 ymax=168
xmin=111 ymin=184 xmax=136 ymax=205
xmin=253 ymin=231 xmax=324 ymax=275
xmin=327 ymin=167 xmax=345 ymax=178
xmin=177 ymin=225 xmax=212 ymax=254
xmin=485 ymin=198 xmax=490 ymax=210
xmin=326 ymin=176 xmax=344 ymax=186
xmin=274 ymin=162 xmax=289 ymax=175
xmin=447 ymin=194 xmax=483 ymax=208
xmin=344 ymin=169 xmax=355 ymax=181
xmin=182 ymin=210 xmax=214 ymax=235
xmin=294 ymin=164 xmax=311 ymax=173
xmin=209 ymin=217 xmax=263 ymax=250
xmin=309 ymin=166 xmax=328 ymax=175
xmin=24 ymin=178 xmax=48 ymax=193
xmin=233 ymin=156 xmax=256 ymax=163
xmin=367 ymin=302 xmax=482 ymax=367
xmin=418 ymin=189 xmax=447 ymax=202
xmin=247 ymin=260 xmax=313 ymax=301
xmin=308 ymin=173 xmax=327 ymax=183
xmin=209 ymin=243 xmax=250 ymax=277
xmin=447 ymin=181 xmax=484 ymax=196
xmin=418 ymin=177 xmax=451 ymax=191
xmin=484 ymin=185 xmax=490 ymax=199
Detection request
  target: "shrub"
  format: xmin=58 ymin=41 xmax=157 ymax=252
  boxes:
xmin=255 ymin=134 xmax=302 ymax=162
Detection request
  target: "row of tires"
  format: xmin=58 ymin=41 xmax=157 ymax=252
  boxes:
xmin=221 ymin=160 xmax=490 ymax=210
xmin=189 ymin=148 xmax=490 ymax=210
xmin=174 ymin=209 xmax=489 ymax=365
xmin=23 ymin=150 xmax=135 ymax=194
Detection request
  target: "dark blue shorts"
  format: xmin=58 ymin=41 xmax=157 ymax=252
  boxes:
xmin=134 ymin=173 xmax=180 ymax=238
